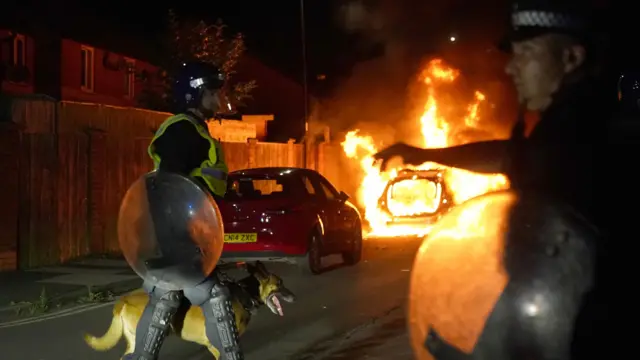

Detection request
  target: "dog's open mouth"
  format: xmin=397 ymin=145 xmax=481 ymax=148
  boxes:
xmin=267 ymin=294 xmax=284 ymax=316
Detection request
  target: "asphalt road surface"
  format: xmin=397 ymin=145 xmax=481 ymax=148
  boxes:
xmin=0 ymin=237 xmax=421 ymax=360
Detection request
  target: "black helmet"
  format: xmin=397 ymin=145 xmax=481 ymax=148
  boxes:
xmin=408 ymin=190 xmax=605 ymax=360
xmin=172 ymin=61 xmax=227 ymax=111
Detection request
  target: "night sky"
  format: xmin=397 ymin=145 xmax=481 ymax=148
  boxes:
xmin=2 ymin=1 xmax=515 ymax=86
xmin=2 ymin=0 xmax=631 ymax=95
xmin=3 ymin=0 xmax=348 ymax=89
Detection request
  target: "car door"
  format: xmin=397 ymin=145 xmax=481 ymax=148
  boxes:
xmin=310 ymin=174 xmax=345 ymax=249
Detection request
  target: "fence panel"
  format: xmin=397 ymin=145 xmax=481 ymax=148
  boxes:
xmin=0 ymin=126 xmax=20 ymax=270
xmin=221 ymin=142 xmax=249 ymax=171
xmin=255 ymin=142 xmax=290 ymax=168
xmin=20 ymin=134 xmax=58 ymax=267
xmin=317 ymin=142 xmax=359 ymax=198
xmin=56 ymin=133 xmax=89 ymax=262
xmin=88 ymin=132 xmax=107 ymax=254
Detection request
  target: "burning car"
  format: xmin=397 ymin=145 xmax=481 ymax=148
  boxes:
xmin=341 ymin=59 xmax=510 ymax=238
xmin=376 ymin=169 xmax=453 ymax=232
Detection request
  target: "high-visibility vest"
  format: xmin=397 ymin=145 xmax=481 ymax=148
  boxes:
xmin=148 ymin=113 xmax=229 ymax=197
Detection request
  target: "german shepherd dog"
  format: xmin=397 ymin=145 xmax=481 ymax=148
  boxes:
xmin=84 ymin=261 xmax=295 ymax=359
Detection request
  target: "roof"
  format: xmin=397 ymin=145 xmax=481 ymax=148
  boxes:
xmin=233 ymin=55 xmax=311 ymax=119
xmin=0 ymin=4 xmax=163 ymax=63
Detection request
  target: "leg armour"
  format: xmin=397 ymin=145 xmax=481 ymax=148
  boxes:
xmin=123 ymin=283 xmax=182 ymax=360
xmin=184 ymin=275 xmax=244 ymax=360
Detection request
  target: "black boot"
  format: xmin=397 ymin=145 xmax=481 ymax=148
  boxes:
xmin=123 ymin=285 xmax=182 ymax=360
xmin=184 ymin=276 xmax=244 ymax=360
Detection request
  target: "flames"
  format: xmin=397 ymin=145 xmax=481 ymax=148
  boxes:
xmin=341 ymin=59 xmax=509 ymax=238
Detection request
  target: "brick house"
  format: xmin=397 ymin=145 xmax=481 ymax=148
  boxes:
xmin=1 ymin=28 xmax=311 ymax=142
xmin=0 ymin=29 xmax=162 ymax=107
xmin=0 ymin=30 xmax=35 ymax=95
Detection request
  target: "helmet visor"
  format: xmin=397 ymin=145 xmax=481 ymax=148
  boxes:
xmin=190 ymin=75 xmax=225 ymax=91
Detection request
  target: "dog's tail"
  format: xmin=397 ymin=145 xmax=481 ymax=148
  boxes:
xmin=83 ymin=300 xmax=125 ymax=351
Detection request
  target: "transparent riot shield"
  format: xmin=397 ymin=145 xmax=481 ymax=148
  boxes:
xmin=117 ymin=171 xmax=224 ymax=291
xmin=408 ymin=190 xmax=599 ymax=360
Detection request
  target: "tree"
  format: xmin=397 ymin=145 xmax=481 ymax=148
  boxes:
xmin=137 ymin=10 xmax=257 ymax=112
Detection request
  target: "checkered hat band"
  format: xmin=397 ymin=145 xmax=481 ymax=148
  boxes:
xmin=512 ymin=10 xmax=585 ymax=29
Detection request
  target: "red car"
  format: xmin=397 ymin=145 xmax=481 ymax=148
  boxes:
xmin=218 ymin=167 xmax=363 ymax=275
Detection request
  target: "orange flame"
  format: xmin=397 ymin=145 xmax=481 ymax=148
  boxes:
xmin=342 ymin=59 xmax=509 ymax=238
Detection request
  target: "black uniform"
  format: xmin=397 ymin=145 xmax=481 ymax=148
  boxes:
xmin=504 ymin=82 xmax=607 ymax=229
xmin=154 ymin=116 xmax=210 ymax=177
xmin=409 ymin=1 xmax=616 ymax=359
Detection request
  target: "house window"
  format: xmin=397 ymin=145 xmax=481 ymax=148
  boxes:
xmin=80 ymin=45 xmax=95 ymax=92
xmin=13 ymin=34 xmax=26 ymax=67
xmin=124 ymin=58 xmax=135 ymax=98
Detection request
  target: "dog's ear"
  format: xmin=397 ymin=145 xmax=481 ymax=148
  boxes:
xmin=247 ymin=261 xmax=269 ymax=281
xmin=245 ymin=262 xmax=257 ymax=275
xmin=255 ymin=261 xmax=269 ymax=276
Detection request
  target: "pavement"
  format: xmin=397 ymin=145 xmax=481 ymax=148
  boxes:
xmin=0 ymin=256 xmax=140 ymax=322
xmin=293 ymin=305 xmax=413 ymax=360
xmin=0 ymin=237 xmax=421 ymax=360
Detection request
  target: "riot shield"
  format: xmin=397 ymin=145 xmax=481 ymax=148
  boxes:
xmin=408 ymin=189 xmax=599 ymax=360
xmin=118 ymin=171 xmax=225 ymax=291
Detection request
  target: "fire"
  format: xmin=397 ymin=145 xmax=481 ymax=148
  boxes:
xmin=342 ymin=59 xmax=509 ymax=238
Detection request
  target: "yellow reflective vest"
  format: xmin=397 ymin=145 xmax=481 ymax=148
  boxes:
xmin=148 ymin=114 xmax=229 ymax=197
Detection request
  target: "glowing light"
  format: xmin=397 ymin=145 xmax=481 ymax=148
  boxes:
xmin=341 ymin=59 xmax=509 ymax=238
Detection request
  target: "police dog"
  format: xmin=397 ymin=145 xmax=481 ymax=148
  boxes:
xmin=84 ymin=261 xmax=295 ymax=359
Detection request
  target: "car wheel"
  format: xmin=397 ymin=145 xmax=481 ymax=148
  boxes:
xmin=298 ymin=230 xmax=322 ymax=275
xmin=342 ymin=223 xmax=362 ymax=265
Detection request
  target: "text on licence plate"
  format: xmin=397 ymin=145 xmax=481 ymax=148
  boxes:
xmin=224 ymin=233 xmax=258 ymax=243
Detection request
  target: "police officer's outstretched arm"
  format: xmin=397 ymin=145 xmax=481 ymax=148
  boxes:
xmin=373 ymin=140 xmax=509 ymax=174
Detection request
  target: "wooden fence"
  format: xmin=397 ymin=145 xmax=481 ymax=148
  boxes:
xmin=0 ymin=97 xmax=341 ymax=269
xmin=0 ymin=123 xmax=20 ymax=270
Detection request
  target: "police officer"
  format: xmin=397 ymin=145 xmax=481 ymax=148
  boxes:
xmin=374 ymin=0 xmax=609 ymax=229
xmin=150 ymin=62 xmax=230 ymax=197
xmin=124 ymin=61 xmax=242 ymax=360
xmin=373 ymin=1 xmax=614 ymax=359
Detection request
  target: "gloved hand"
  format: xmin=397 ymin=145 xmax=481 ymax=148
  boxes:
xmin=373 ymin=142 xmax=427 ymax=171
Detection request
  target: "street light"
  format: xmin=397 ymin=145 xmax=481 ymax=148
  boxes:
xmin=300 ymin=0 xmax=310 ymax=166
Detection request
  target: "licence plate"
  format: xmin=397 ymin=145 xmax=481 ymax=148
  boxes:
xmin=224 ymin=233 xmax=258 ymax=243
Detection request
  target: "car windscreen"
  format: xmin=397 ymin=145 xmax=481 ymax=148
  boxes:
xmin=225 ymin=174 xmax=301 ymax=201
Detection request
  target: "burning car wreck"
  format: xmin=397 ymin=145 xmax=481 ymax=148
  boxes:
xmin=377 ymin=169 xmax=453 ymax=232
xmin=342 ymin=59 xmax=510 ymax=238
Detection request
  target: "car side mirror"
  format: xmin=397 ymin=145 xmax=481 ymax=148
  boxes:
xmin=338 ymin=191 xmax=349 ymax=202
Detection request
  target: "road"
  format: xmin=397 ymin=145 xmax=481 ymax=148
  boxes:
xmin=0 ymin=237 xmax=420 ymax=360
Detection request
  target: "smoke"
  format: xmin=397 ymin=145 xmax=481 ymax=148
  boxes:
xmin=311 ymin=0 xmax=517 ymax=146
xmin=312 ymin=0 xmax=452 ymax=146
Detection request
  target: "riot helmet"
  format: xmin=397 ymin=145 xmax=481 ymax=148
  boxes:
xmin=172 ymin=61 xmax=234 ymax=118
